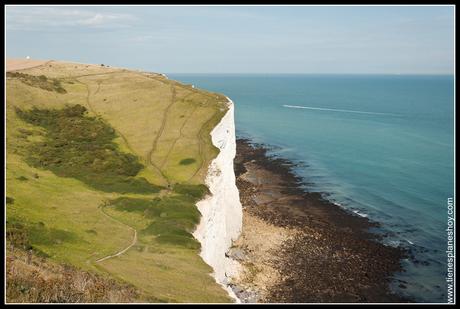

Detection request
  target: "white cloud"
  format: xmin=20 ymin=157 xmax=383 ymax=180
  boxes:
xmin=6 ymin=6 xmax=137 ymax=31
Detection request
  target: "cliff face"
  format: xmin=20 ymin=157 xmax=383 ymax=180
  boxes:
xmin=6 ymin=59 xmax=238 ymax=303
xmin=193 ymin=99 xmax=243 ymax=301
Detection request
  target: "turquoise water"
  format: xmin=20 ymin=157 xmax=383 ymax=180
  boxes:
xmin=168 ymin=74 xmax=455 ymax=302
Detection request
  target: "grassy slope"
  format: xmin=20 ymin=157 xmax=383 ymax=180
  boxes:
xmin=6 ymin=60 xmax=231 ymax=303
xmin=6 ymin=246 xmax=139 ymax=303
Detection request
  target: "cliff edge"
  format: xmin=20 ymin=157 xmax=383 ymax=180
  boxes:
xmin=193 ymin=98 xmax=243 ymax=302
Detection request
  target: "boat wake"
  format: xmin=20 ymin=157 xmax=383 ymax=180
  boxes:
xmin=282 ymin=104 xmax=399 ymax=116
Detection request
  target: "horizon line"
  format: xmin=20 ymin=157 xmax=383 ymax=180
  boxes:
xmin=164 ymin=72 xmax=455 ymax=76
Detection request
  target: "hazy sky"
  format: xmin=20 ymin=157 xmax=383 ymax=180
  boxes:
xmin=6 ymin=5 xmax=455 ymax=74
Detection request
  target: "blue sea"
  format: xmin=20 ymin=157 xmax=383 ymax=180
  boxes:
xmin=168 ymin=73 xmax=455 ymax=303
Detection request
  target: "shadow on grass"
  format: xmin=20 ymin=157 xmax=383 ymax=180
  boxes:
xmin=6 ymin=218 xmax=79 ymax=254
xmin=106 ymin=184 xmax=208 ymax=249
xmin=15 ymin=104 xmax=162 ymax=194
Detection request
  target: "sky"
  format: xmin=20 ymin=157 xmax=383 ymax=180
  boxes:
xmin=5 ymin=5 xmax=455 ymax=74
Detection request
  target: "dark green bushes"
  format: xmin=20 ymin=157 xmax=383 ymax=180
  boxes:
xmin=179 ymin=158 xmax=196 ymax=165
xmin=7 ymin=72 xmax=67 ymax=94
xmin=7 ymin=217 xmax=79 ymax=249
xmin=6 ymin=219 xmax=32 ymax=251
xmin=172 ymin=183 xmax=209 ymax=199
xmin=16 ymin=105 xmax=161 ymax=194
xmin=110 ymin=197 xmax=153 ymax=213
xmin=107 ymin=190 xmax=205 ymax=249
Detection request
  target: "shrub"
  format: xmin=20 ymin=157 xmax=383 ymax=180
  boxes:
xmin=15 ymin=105 xmax=161 ymax=194
xmin=179 ymin=158 xmax=196 ymax=165
xmin=172 ymin=183 xmax=209 ymax=200
xmin=106 ymin=194 xmax=201 ymax=249
xmin=6 ymin=72 xmax=67 ymax=94
xmin=6 ymin=217 xmax=78 ymax=251
xmin=6 ymin=246 xmax=139 ymax=303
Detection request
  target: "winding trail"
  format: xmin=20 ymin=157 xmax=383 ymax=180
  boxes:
xmin=71 ymin=75 xmax=141 ymax=263
xmin=72 ymin=69 xmax=222 ymax=185
xmin=187 ymin=107 xmax=219 ymax=182
xmin=159 ymin=105 xmax=198 ymax=169
xmin=74 ymin=77 xmax=139 ymax=165
xmin=146 ymin=84 xmax=177 ymax=186
xmin=95 ymin=206 xmax=137 ymax=263
xmin=6 ymin=59 xmax=54 ymax=72
xmin=73 ymin=70 xmax=221 ymax=186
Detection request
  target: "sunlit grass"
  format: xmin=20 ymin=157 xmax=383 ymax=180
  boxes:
xmin=6 ymin=60 xmax=232 ymax=303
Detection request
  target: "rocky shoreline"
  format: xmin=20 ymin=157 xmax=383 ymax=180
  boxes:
xmin=229 ymin=138 xmax=409 ymax=303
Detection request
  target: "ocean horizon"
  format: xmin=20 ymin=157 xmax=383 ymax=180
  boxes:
xmin=166 ymin=73 xmax=454 ymax=76
xmin=169 ymin=73 xmax=455 ymax=303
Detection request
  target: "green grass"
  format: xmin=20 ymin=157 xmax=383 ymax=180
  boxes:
xmin=6 ymin=246 xmax=140 ymax=303
xmin=7 ymin=216 xmax=80 ymax=249
xmin=15 ymin=104 xmax=161 ymax=194
xmin=7 ymin=72 xmax=67 ymax=93
xmin=172 ymin=183 xmax=209 ymax=199
xmin=106 ymin=193 xmax=202 ymax=249
xmin=6 ymin=60 xmax=233 ymax=303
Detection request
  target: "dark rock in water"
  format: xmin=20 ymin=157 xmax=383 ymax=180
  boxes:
xmin=233 ymin=138 xmax=410 ymax=303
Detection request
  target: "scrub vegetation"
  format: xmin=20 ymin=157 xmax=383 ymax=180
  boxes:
xmin=15 ymin=104 xmax=160 ymax=194
xmin=107 ymin=193 xmax=202 ymax=249
xmin=179 ymin=158 xmax=196 ymax=165
xmin=6 ymin=247 xmax=140 ymax=303
xmin=6 ymin=60 xmax=231 ymax=303
xmin=7 ymin=72 xmax=66 ymax=93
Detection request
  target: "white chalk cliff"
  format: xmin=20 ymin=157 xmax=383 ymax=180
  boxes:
xmin=193 ymin=98 xmax=243 ymax=302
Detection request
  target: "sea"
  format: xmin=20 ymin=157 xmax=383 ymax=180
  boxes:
xmin=168 ymin=73 xmax=455 ymax=303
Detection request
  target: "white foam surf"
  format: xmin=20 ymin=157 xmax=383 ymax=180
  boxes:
xmin=352 ymin=210 xmax=369 ymax=218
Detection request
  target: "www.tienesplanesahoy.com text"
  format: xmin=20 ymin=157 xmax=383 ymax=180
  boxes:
xmin=446 ymin=197 xmax=455 ymax=303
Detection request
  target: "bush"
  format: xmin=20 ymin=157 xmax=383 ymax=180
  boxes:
xmin=6 ymin=217 xmax=77 ymax=253
xmin=6 ymin=72 xmax=67 ymax=94
xmin=6 ymin=246 xmax=139 ymax=303
xmin=172 ymin=183 xmax=209 ymax=200
xmin=16 ymin=105 xmax=161 ymax=194
xmin=179 ymin=158 xmax=196 ymax=165
xmin=106 ymin=194 xmax=201 ymax=249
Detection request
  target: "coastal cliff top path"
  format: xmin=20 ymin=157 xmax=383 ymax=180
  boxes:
xmin=6 ymin=58 xmax=233 ymax=303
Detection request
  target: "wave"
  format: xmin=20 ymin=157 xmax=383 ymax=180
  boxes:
xmin=352 ymin=209 xmax=369 ymax=218
xmin=332 ymin=201 xmax=369 ymax=218
xmin=405 ymin=238 xmax=415 ymax=245
xmin=282 ymin=104 xmax=399 ymax=116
